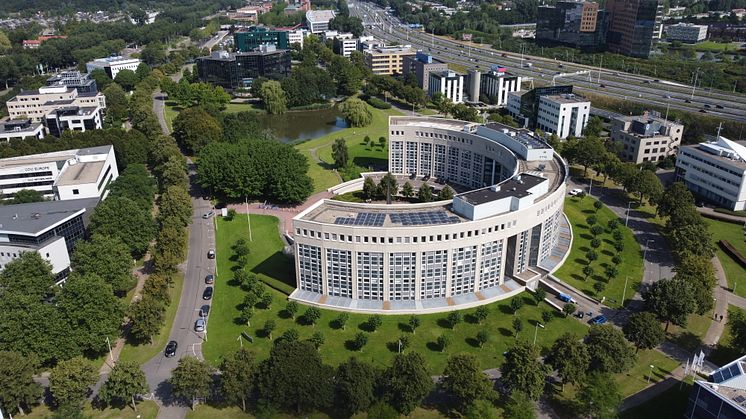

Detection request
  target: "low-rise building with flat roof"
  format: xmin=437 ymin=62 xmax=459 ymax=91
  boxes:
xmin=85 ymin=56 xmax=142 ymax=79
xmin=364 ymin=46 xmax=416 ymax=75
xmin=196 ymin=46 xmax=291 ymax=89
xmin=666 ymin=22 xmax=708 ymax=43
xmin=610 ymin=111 xmax=683 ymax=163
xmin=428 ymin=70 xmax=465 ymax=104
xmin=5 ymin=85 xmax=106 ymax=124
xmin=0 ymin=119 xmax=45 ymax=142
xmin=0 ymin=145 xmax=119 ymax=201
xmin=403 ymin=52 xmax=450 ymax=92
xmin=685 ymin=354 xmax=746 ymax=418
xmin=44 ymin=105 xmax=103 ymax=137
xmin=676 ymin=136 xmax=746 ymax=210
xmin=306 ymin=9 xmax=336 ymax=33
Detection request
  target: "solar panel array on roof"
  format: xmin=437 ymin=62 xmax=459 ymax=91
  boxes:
xmin=712 ymin=364 xmax=742 ymax=383
xmin=389 ymin=211 xmax=460 ymax=226
xmin=334 ymin=212 xmax=386 ymax=226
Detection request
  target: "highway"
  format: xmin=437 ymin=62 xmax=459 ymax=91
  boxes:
xmin=351 ymin=1 xmax=746 ymax=123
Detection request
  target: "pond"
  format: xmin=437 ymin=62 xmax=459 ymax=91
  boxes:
xmin=256 ymin=106 xmax=348 ymax=143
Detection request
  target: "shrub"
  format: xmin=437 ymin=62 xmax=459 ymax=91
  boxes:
xmin=366 ymin=96 xmax=392 ymax=109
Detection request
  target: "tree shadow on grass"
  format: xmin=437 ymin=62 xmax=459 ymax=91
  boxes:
xmin=465 ymin=314 xmax=479 ymax=324
xmin=570 ymin=274 xmax=585 ymax=281
xmin=498 ymin=327 xmax=513 ymax=337
xmin=574 ymin=258 xmax=588 ymax=265
xmin=465 ymin=337 xmax=481 ymax=348
xmin=579 ymin=233 xmax=593 ymax=240
xmin=436 ymin=318 xmax=452 ymax=329
xmin=498 ymin=304 xmax=513 ymax=315
xmin=669 ymin=331 xmax=702 ymax=352
xmin=353 ymin=156 xmax=388 ymax=172
xmin=602 ymin=249 xmax=615 ymax=257
xmin=425 ymin=341 xmax=443 ymax=352
xmin=582 ymin=209 xmax=595 ymax=214
xmin=397 ymin=322 xmax=411 ymax=333
xmin=277 ymin=309 xmax=293 ymax=319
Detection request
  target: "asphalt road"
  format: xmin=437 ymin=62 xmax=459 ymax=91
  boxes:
xmin=351 ymin=1 xmax=746 ymax=124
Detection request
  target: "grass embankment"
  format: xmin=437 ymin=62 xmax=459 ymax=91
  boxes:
xmin=294 ymin=104 xmax=402 ymax=193
xmin=704 ymin=218 xmax=746 ymax=298
xmin=202 ymin=215 xmax=587 ymax=374
xmin=554 ymin=196 xmax=643 ymax=307
xmin=118 ymin=271 xmax=185 ymax=365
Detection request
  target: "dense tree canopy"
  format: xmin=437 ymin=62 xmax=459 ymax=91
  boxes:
xmin=89 ymin=196 xmax=156 ymax=259
xmin=384 ymin=352 xmax=432 ymax=415
xmin=172 ymin=106 xmax=223 ymax=154
xmin=0 ymin=351 xmax=43 ymax=416
xmin=500 ymin=341 xmax=548 ymax=400
xmin=586 ymin=325 xmax=636 ymax=374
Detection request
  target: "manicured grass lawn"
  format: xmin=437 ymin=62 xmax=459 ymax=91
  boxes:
xmin=620 ymin=378 xmax=693 ymax=419
xmin=224 ymin=102 xmax=264 ymax=113
xmin=554 ymin=196 xmax=643 ymax=308
xmin=294 ymin=104 xmax=401 ymax=193
xmin=682 ymin=40 xmax=742 ymax=52
xmin=709 ymin=305 xmax=745 ymax=366
xmin=118 ymin=271 xmax=185 ymax=366
xmin=203 ymin=215 xmax=587 ymax=374
xmin=164 ymin=101 xmax=180 ymax=132
xmin=704 ymin=218 xmax=746 ymax=298
xmin=615 ymin=349 xmax=680 ymax=397
xmin=666 ymin=310 xmax=713 ymax=352
xmin=25 ymin=400 xmax=159 ymax=419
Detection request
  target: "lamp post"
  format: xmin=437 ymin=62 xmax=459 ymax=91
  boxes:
xmin=245 ymin=196 xmax=252 ymax=242
xmin=647 ymin=365 xmax=655 ymax=384
xmin=625 ymin=201 xmax=633 ymax=227
xmin=621 ymin=276 xmax=629 ymax=307
xmin=532 ymin=322 xmax=545 ymax=346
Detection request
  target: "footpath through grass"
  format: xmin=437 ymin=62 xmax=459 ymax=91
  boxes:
xmin=294 ymin=104 xmax=402 ymax=193
xmin=554 ymin=196 xmax=643 ymax=307
xmin=704 ymin=218 xmax=746 ymax=298
xmin=203 ymin=215 xmax=587 ymax=374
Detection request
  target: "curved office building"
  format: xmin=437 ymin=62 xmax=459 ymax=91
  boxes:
xmin=290 ymin=116 xmax=569 ymax=313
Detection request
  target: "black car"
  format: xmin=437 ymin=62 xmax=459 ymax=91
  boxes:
xmin=164 ymin=340 xmax=177 ymax=357
xmin=205 ymin=274 xmax=214 ymax=284
xmin=200 ymin=304 xmax=211 ymax=318
xmin=203 ymin=286 xmax=213 ymax=300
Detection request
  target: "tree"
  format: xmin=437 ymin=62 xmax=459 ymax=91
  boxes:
xmin=510 ymin=297 xmax=524 ymax=314
xmin=447 ymin=311 xmax=463 ymax=330
xmin=729 ymin=309 xmax=746 ymax=351
xmin=367 ymin=314 xmax=383 ymax=332
xmin=309 ymin=331 xmax=325 ymax=349
xmin=340 ymin=97 xmax=372 ymax=127
xmin=669 ymin=223 xmax=715 ymax=259
xmin=437 ymin=334 xmax=451 ymax=352
xmin=440 ymin=354 xmax=493 ymax=412
xmin=332 ymin=138 xmax=349 ymax=168
xmin=57 ymin=274 xmax=124 ymax=355
xmin=512 ymin=317 xmax=523 ymax=338
xmin=98 ymin=361 xmax=148 ymax=411
xmin=476 ymin=330 xmax=489 ymax=347
xmin=418 ymin=183 xmax=433 ymax=202
xmin=502 ymin=392 xmax=536 ymax=419
xmin=278 ymin=328 xmax=300 ymax=344
xmin=586 ymin=250 xmax=598 ymax=262
xmin=604 ymin=265 xmax=619 ymax=281
xmin=378 ymin=136 xmax=386 ymax=148
xmin=546 ymin=333 xmax=590 ymax=389
xmin=401 ymin=181 xmax=414 ymax=198
xmin=172 ymin=107 xmax=222 ymax=154
xmin=285 ymin=301 xmax=299 ymax=319
xmin=474 ymin=306 xmax=490 ymax=324
xmin=409 ymin=315 xmax=421 ymax=334
xmin=71 ymin=234 xmax=136 ymax=296
xmin=577 ymin=372 xmax=622 ymax=419
xmin=103 ymin=83 xmax=128 ymax=122
xmin=563 ymin=303 xmax=576 ymax=317
xmin=363 ymin=177 xmax=378 ymax=199
xmin=335 ymin=357 xmax=376 ymax=416
xmin=128 ymin=295 xmax=165 ymax=343
xmin=643 ymin=278 xmax=697 ymax=331
xmin=438 ymin=185 xmax=454 ymax=200
xmin=657 ymin=182 xmax=695 ymax=219
xmin=584 ymin=116 xmax=604 ymax=137
xmin=89 ymin=196 xmax=155 ymax=259
xmin=533 ymin=289 xmax=546 ymax=305
xmin=260 ymin=293 xmax=273 ymax=310
xmin=49 ymin=356 xmax=97 ymax=408
xmin=303 ymin=307 xmax=321 ymax=326
xmin=159 ymin=185 xmax=192 ymax=227
xmin=674 ymin=254 xmax=717 ymax=315
xmin=170 ymin=357 xmax=213 ymax=410
xmin=263 ymin=320 xmax=277 ymax=339
xmin=384 ymin=352 xmax=432 ymax=415
xmin=256 ymin=341 xmax=334 ymax=413
xmin=571 ymin=136 xmax=606 ymax=176
xmin=586 ymin=325 xmax=636 ymax=374
xmin=259 ymin=80 xmax=288 ymax=115
xmin=378 ymin=173 xmax=398 ymax=200
xmin=220 ymin=347 xmax=255 ymax=412
xmin=623 ymin=312 xmax=665 ymax=352
xmin=500 ymin=342 xmax=548 ymax=400
xmin=335 ymin=312 xmax=350 ymax=330
xmin=591 ymin=225 xmax=604 ymax=236
xmin=0 ymin=351 xmax=42 ymax=416
xmin=352 ymin=332 xmax=369 ymax=351
xmin=114 ymin=69 xmax=138 ymax=91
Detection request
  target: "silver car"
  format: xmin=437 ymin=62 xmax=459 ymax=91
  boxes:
xmin=194 ymin=318 xmax=205 ymax=332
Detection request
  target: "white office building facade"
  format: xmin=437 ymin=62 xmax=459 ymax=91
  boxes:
xmin=85 ymin=56 xmax=142 ymax=79
xmin=536 ymin=94 xmax=590 ymax=139
xmin=666 ymin=23 xmax=708 ymax=43
xmin=428 ymin=71 xmax=465 ymax=104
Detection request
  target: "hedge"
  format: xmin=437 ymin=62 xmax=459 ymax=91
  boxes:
xmin=366 ymin=96 xmax=392 ymax=109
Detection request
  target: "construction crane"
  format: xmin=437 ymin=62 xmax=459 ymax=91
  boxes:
xmin=552 ymin=70 xmax=591 ymax=86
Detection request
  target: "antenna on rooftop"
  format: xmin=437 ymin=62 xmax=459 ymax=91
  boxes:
xmin=716 ymin=122 xmax=723 ymax=139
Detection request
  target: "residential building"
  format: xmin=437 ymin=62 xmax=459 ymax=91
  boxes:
xmin=428 ymin=71 xmax=464 ymax=104
xmin=5 ymin=85 xmax=106 ymax=124
xmin=0 ymin=145 xmax=118 ymax=202
xmin=684 ymin=355 xmax=746 ymax=418
xmin=364 ymin=46 xmax=416 ymax=75
xmin=467 ymin=66 xmax=522 ymax=106
xmin=234 ymin=27 xmax=290 ymax=51
xmin=44 ymin=106 xmax=103 ymax=137
xmin=675 ymin=136 xmax=746 ymax=211
xmin=196 ymin=46 xmax=291 ymax=89
xmin=306 ymin=10 xmax=336 ymax=33
xmin=403 ymin=52 xmax=449 ymax=91
xmin=610 ymin=111 xmax=683 ymax=163
xmin=605 ymin=0 xmax=664 ymax=58
xmin=0 ymin=119 xmax=45 ymax=142
xmin=85 ymin=56 xmax=142 ymax=79
xmin=0 ymin=197 xmax=101 ymax=282
xmin=666 ymin=23 xmax=708 ymax=43
xmin=46 ymin=71 xmax=98 ymax=94
xmin=290 ymin=116 xmax=566 ymax=314
xmin=536 ymin=1 xmax=608 ymax=49
xmin=22 ymin=35 xmax=67 ymax=49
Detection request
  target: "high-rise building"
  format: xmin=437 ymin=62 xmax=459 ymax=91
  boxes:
xmin=508 ymin=85 xmax=589 ymax=138
xmin=403 ymin=52 xmax=449 ymax=91
xmin=428 ymin=71 xmax=464 ymax=104
xmin=536 ymin=1 xmax=608 ymax=49
xmin=234 ymin=27 xmax=290 ymax=52
xmin=364 ymin=46 xmax=416 ymax=76
xmin=196 ymin=46 xmax=291 ymax=89
xmin=610 ymin=111 xmax=683 ymax=164
xmin=605 ymin=0 xmax=663 ymax=58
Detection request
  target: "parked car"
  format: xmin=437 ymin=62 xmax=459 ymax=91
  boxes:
xmin=716 ymin=104 xmax=724 ymax=109
xmin=589 ymin=315 xmax=607 ymax=325
xmin=202 ymin=211 xmax=215 ymax=219
xmin=164 ymin=341 xmax=177 ymax=357
xmin=569 ymin=188 xmax=583 ymax=196
xmin=205 ymin=274 xmax=214 ymax=284
xmin=200 ymin=304 xmax=211 ymax=318
xmin=575 ymin=311 xmax=585 ymax=319
xmin=558 ymin=293 xmax=576 ymax=303
xmin=195 ymin=318 xmax=205 ymax=332
xmin=207 ymin=249 xmax=215 ymax=259
xmin=203 ymin=286 xmax=213 ymax=300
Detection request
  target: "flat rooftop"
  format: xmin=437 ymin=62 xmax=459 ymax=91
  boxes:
xmin=542 ymin=93 xmax=588 ymax=104
xmin=0 ymin=197 xmax=99 ymax=236
xmin=457 ymin=173 xmax=546 ymax=205
xmin=484 ymin=122 xmax=552 ymax=150
xmin=0 ymin=145 xmax=112 ymax=170
xmin=56 ymin=160 xmax=105 ymax=185
xmin=683 ymin=141 xmax=746 ymax=170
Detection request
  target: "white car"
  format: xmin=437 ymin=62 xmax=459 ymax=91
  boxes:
xmin=569 ymin=188 xmax=584 ymax=196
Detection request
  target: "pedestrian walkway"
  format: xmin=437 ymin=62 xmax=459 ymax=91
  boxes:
xmin=697 ymin=206 xmax=746 ymax=223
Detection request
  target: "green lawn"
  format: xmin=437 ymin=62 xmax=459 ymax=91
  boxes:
xmin=709 ymin=305 xmax=746 ymax=366
xmin=224 ymin=102 xmax=264 ymax=113
xmin=681 ymin=40 xmax=742 ymax=52
xmin=118 ymin=271 xmax=185 ymax=366
xmin=704 ymin=218 xmax=746 ymax=298
xmin=203 ymin=215 xmax=587 ymax=374
xmin=294 ymin=104 xmax=402 ymax=194
xmin=554 ymin=196 xmax=644 ymax=307
xmin=666 ymin=310 xmax=713 ymax=352
xmin=164 ymin=101 xmax=180 ymax=132
xmin=620 ymin=377 xmax=693 ymax=419
xmin=25 ymin=400 xmax=159 ymax=419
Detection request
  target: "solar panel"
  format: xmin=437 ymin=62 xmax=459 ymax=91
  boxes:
xmin=388 ymin=211 xmax=460 ymax=226
xmin=334 ymin=212 xmax=385 ymax=227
